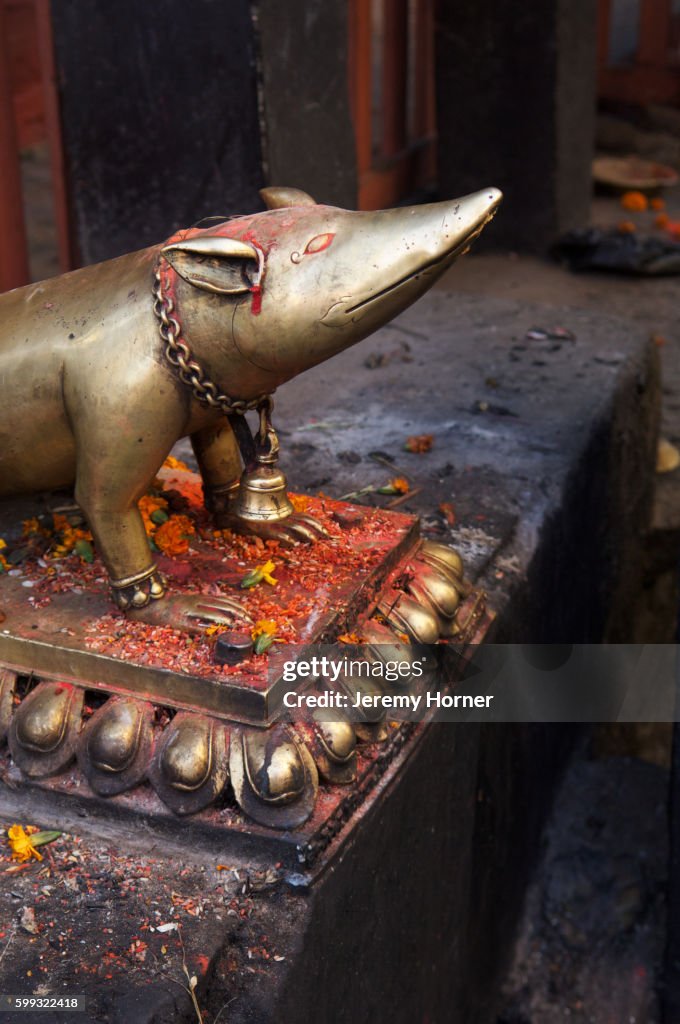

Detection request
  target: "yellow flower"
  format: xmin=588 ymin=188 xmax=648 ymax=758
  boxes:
xmin=163 ymin=455 xmax=189 ymax=471
xmin=48 ymin=513 xmax=93 ymax=561
xmin=240 ymin=560 xmax=278 ymax=589
xmin=7 ymin=825 xmax=42 ymax=863
xmin=391 ymin=477 xmax=410 ymax=494
xmin=378 ymin=476 xmax=411 ymax=496
xmin=289 ymin=494 xmax=310 ymax=513
xmin=251 ymin=619 xmax=277 ymax=654
xmin=259 ymin=561 xmax=277 ymax=584
xmin=252 ymin=619 xmax=277 ymax=639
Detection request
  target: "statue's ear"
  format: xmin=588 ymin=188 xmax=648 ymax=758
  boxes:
xmin=260 ymin=186 xmax=317 ymax=210
xmin=161 ymin=236 xmax=260 ymax=295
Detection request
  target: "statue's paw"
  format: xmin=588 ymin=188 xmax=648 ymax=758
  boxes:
xmin=129 ymin=593 xmax=252 ymax=634
xmin=220 ymin=512 xmax=329 ymax=547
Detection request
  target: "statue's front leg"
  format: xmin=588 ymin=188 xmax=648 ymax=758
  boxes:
xmin=192 ymin=419 xmax=328 ymax=546
xmin=72 ymin=423 xmax=248 ymax=634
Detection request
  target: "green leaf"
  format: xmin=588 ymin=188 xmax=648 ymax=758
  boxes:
xmin=254 ymin=632 xmax=275 ymax=655
xmin=150 ymin=509 xmax=169 ymax=525
xmin=74 ymin=539 xmax=94 ymax=563
xmin=240 ymin=569 xmax=263 ymax=589
xmin=30 ymin=830 xmax=63 ymax=848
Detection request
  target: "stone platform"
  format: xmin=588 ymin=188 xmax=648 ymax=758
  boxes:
xmin=0 ymin=289 xmax=659 ymax=1022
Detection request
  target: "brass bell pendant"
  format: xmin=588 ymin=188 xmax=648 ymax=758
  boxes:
xmin=234 ymin=398 xmax=295 ymax=523
xmin=235 ymin=461 xmax=295 ymax=523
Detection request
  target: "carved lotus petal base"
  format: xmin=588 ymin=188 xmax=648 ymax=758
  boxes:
xmin=394 ymin=541 xmax=483 ymax=643
xmin=295 ymin=714 xmax=357 ymax=785
xmin=418 ymin=540 xmax=464 ymax=580
xmin=361 ymin=621 xmax=421 ymax=688
xmin=149 ymin=712 xmax=230 ymax=815
xmin=77 ymin=698 xmax=153 ymax=796
xmin=230 ymin=724 xmax=319 ymax=829
xmin=0 ymin=669 xmax=16 ymax=745
xmin=408 ymin=565 xmax=461 ymax=620
xmin=9 ymin=681 xmax=83 ymax=778
xmin=378 ymin=590 xmax=440 ymax=645
xmin=354 ymin=719 xmax=390 ymax=743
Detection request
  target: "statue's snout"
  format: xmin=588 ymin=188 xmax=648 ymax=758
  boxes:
xmin=321 ymin=188 xmax=502 ymax=329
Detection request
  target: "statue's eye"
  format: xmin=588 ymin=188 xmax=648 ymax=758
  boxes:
xmin=304 ymin=233 xmax=335 ymax=255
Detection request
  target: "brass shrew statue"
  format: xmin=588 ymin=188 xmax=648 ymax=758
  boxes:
xmin=0 ymin=186 xmax=501 ymax=631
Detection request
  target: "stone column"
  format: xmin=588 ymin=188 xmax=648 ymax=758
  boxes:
xmin=256 ymin=0 xmax=357 ymax=208
xmin=435 ymin=0 xmax=598 ymax=250
xmin=50 ymin=0 xmax=264 ymax=264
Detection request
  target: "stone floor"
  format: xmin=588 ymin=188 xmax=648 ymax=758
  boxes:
xmin=497 ymin=741 xmax=669 ymax=1024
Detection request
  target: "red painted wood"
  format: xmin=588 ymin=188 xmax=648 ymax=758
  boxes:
xmin=36 ymin=0 xmax=73 ymax=272
xmin=349 ymin=0 xmax=436 ymax=210
xmin=597 ymin=0 xmax=613 ymax=68
xmin=598 ymin=0 xmax=680 ymax=103
xmin=4 ymin=0 xmax=45 ymax=147
xmin=348 ymin=0 xmax=373 ymax=177
xmin=638 ymin=0 xmax=671 ymax=65
xmin=381 ymin=0 xmax=408 ymax=158
xmin=0 ymin=2 xmax=30 ymax=290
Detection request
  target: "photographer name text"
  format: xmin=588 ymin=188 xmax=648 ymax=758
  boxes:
xmin=282 ymin=690 xmax=494 ymax=711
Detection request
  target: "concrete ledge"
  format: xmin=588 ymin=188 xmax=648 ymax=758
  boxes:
xmin=277 ymin=288 xmax=659 ymax=643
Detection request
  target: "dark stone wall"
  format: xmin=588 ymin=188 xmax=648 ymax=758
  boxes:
xmin=50 ymin=0 xmax=264 ymax=265
xmin=555 ymin=0 xmax=599 ymax=246
xmin=256 ymin=0 xmax=357 ymax=208
xmin=216 ymin=722 xmax=576 ymax=1024
xmin=435 ymin=0 xmax=597 ymax=251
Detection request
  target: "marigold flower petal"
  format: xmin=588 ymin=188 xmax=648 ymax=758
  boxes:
xmin=153 ymin=514 xmax=195 ymax=556
xmin=404 ymin=434 xmax=433 ymax=453
xmin=163 ymin=455 xmax=190 ymax=471
xmin=620 ymin=190 xmax=648 ymax=212
xmin=252 ymin=619 xmax=277 ymax=639
xmin=289 ymin=494 xmax=310 ymax=513
xmin=7 ymin=824 xmax=43 ymax=863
